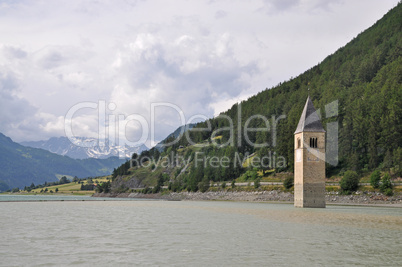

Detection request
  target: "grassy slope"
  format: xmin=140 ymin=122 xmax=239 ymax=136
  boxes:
xmin=26 ymin=177 xmax=111 ymax=195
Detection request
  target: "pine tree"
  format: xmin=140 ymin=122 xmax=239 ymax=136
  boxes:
xmin=370 ymin=170 xmax=381 ymax=189
xmin=383 ymin=150 xmax=393 ymax=170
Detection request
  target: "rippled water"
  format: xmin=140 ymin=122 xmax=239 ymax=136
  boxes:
xmin=0 ymin=194 xmax=137 ymax=202
xmin=0 ymin=197 xmax=401 ymax=266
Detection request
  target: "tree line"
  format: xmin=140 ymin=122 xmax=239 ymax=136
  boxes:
xmin=110 ymin=3 xmax=401 ymax=193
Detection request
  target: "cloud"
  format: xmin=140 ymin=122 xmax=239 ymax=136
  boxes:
xmin=0 ymin=66 xmax=19 ymax=92
xmin=109 ymin=30 xmax=260 ymax=144
xmin=1 ymin=45 xmax=27 ymax=59
xmin=0 ymin=0 xmax=398 ymax=145
xmin=259 ymin=0 xmax=342 ymax=14
xmin=258 ymin=0 xmax=299 ymax=14
xmin=269 ymin=0 xmax=300 ymax=12
xmin=0 ymin=43 xmax=106 ymax=141
xmin=215 ymin=10 xmax=227 ymax=19
xmin=307 ymin=0 xmax=342 ymax=12
xmin=0 ymin=67 xmax=38 ymax=140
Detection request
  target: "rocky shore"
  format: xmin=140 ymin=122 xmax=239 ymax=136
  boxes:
xmin=93 ymin=190 xmax=402 ymax=207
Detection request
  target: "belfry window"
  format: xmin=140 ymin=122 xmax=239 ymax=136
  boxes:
xmin=309 ymin=137 xmax=317 ymax=148
xmin=297 ymin=138 xmax=301 ymax=148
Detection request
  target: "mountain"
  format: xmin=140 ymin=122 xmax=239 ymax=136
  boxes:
xmin=180 ymin=2 xmax=402 ymax=176
xmin=21 ymin=136 xmax=148 ymax=159
xmin=154 ymin=124 xmax=196 ymax=151
xmin=110 ymin=3 xmax=402 ymax=192
xmin=0 ymin=133 xmax=126 ymax=191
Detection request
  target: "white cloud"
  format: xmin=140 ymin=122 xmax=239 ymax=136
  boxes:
xmin=107 ymin=28 xmax=259 ymax=145
xmin=0 ymin=0 xmax=399 ymax=144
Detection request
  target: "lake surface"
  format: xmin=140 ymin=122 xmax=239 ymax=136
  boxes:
xmin=0 ymin=196 xmax=401 ymax=266
xmin=0 ymin=194 xmax=140 ymax=202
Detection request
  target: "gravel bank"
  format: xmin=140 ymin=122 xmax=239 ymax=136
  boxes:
xmin=93 ymin=190 xmax=402 ymax=207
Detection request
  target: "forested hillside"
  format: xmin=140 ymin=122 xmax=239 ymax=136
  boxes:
xmin=0 ymin=133 xmax=126 ymax=191
xmin=186 ymin=2 xmax=401 ymax=172
xmin=112 ymin=3 xmax=401 ymax=192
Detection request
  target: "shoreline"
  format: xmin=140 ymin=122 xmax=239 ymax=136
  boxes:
xmin=92 ymin=190 xmax=402 ymax=207
xmin=2 ymin=191 xmax=401 ymax=207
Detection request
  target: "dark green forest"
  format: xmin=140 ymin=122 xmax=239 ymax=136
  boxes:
xmin=113 ymin=3 xmax=401 ymax=192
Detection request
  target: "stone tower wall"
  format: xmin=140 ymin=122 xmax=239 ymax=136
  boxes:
xmin=294 ymin=132 xmax=304 ymax=207
xmin=294 ymin=132 xmax=326 ymax=208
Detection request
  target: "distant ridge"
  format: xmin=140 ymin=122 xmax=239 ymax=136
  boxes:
xmin=154 ymin=123 xmax=196 ymax=151
xmin=21 ymin=136 xmax=147 ymax=159
xmin=0 ymin=132 xmax=126 ymax=191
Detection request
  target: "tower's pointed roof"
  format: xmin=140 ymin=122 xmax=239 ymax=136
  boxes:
xmin=294 ymin=96 xmax=325 ymax=134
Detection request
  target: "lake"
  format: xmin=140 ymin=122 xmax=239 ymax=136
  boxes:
xmin=0 ymin=195 xmax=401 ymax=266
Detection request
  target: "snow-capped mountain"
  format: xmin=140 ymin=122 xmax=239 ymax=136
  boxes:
xmin=20 ymin=136 xmax=148 ymax=159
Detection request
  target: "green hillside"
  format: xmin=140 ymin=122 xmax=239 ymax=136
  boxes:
xmin=166 ymin=3 xmax=402 ymax=173
xmin=0 ymin=133 xmax=126 ymax=191
xmin=178 ymin=2 xmax=402 ymax=175
xmin=66 ymin=3 xmax=402 ymax=193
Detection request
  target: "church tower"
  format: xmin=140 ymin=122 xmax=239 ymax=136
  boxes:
xmin=294 ymin=96 xmax=326 ymax=208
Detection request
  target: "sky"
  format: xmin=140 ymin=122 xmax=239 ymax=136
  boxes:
xmin=0 ymin=0 xmax=399 ymax=147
